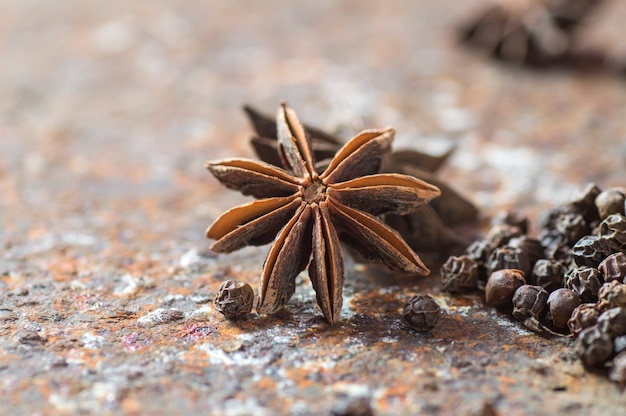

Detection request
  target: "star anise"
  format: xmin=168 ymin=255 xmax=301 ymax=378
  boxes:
xmin=460 ymin=0 xmax=604 ymax=65
xmin=244 ymin=105 xmax=478 ymax=253
xmin=206 ymin=103 xmax=441 ymax=323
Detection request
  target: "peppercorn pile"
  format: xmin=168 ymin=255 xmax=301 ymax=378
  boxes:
xmin=441 ymin=183 xmax=626 ymax=384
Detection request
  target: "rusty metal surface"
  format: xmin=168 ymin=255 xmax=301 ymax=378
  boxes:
xmin=1 ymin=0 xmax=626 ymax=414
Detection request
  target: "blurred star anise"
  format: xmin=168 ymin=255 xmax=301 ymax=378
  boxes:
xmin=460 ymin=0 xmax=604 ymax=65
xmin=244 ymin=105 xmax=478 ymax=253
xmin=206 ymin=103 xmax=440 ymax=323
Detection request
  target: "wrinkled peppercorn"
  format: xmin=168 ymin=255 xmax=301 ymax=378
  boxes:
xmin=597 ymin=307 xmax=626 ymax=339
xmin=512 ymin=285 xmax=548 ymax=322
xmin=547 ymin=288 xmax=581 ymax=330
xmin=598 ymin=214 xmax=626 ymax=250
xmin=214 ymin=279 xmax=255 ymax=319
xmin=564 ymin=267 xmax=602 ymax=303
xmin=485 ymin=269 xmax=526 ymax=309
xmin=598 ymin=281 xmax=626 ymax=311
xmin=542 ymin=239 xmax=573 ymax=267
xmin=576 ymin=325 xmax=614 ymax=367
xmin=570 ymin=183 xmax=601 ymax=225
xmin=598 ymin=252 xmax=626 ymax=284
xmin=595 ymin=188 xmax=625 ymax=220
xmin=572 ymin=235 xmax=613 ymax=268
xmin=402 ymin=294 xmax=441 ymax=332
xmin=486 ymin=224 xmax=524 ymax=248
xmin=556 ymin=212 xmax=590 ymax=245
xmin=507 ymin=236 xmax=544 ymax=266
xmin=441 ymin=255 xmax=479 ymax=293
xmin=568 ymin=303 xmax=600 ymax=336
xmin=531 ymin=259 xmax=566 ymax=292
xmin=610 ymin=351 xmax=626 ymax=384
xmin=465 ymin=239 xmax=493 ymax=282
xmin=487 ymin=246 xmax=531 ymax=277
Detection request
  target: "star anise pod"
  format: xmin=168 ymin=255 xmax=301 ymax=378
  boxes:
xmin=244 ymin=105 xmax=478 ymax=252
xmin=460 ymin=0 xmax=604 ymax=65
xmin=206 ymin=103 xmax=441 ymax=323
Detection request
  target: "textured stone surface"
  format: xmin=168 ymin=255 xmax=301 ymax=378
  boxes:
xmin=2 ymin=0 xmax=626 ymax=414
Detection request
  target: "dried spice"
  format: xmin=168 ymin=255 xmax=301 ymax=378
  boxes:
xmin=402 ymin=294 xmax=442 ymax=332
xmin=507 ymin=236 xmax=544 ymax=266
xmin=487 ymin=246 xmax=531 ymax=277
xmin=609 ymin=351 xmax=626 ymax=384
xmin=206 ymin=103 xmax=440 ymax=323
xmin=485 ymin=269 xmax=526 ymax=309
xmin=547 ymin=288 xmax=581 ymax=330
xmin=531 ymin=259 xmax=566 ymax=292
xmin=576 ymin=325 xmax=614 ymax=367
xmin=441 ymin=255 xmax=479 ymax=293
xmin=597 ymin=281 xmax=626 ymax=311
xmin=572 ymin=235 xmax=613 ymax=268
xmin=512 ymin=285 xmax=548 ymax=321
xmin=459 ymin=0 xmax=604 ymax=65
xmin=243 ymin=105 xmax=478 ymax=253
xmin=595 ymin=188 xmax=625 ymax=220
xmin=555 ymin=212 xmax=590 ymax=245
xmin=598 ymin=252 xmax=626 ymax=284
xmin=214 ymin=279 xmax=255 ymax=319
xmin=568 ymin=303 xmax=600 ymax=336
xmin=486 ymin=224 xmax=524 ymax=248
xmin=492 ymin=210 xmax=529 ymax=234
xmin=597 ymin=307 xmax=626 ymax=339
xmin=598 ymin=214 xmax=626 ymax=250
xmin=564 ymin=266 xmax=601 ymax=303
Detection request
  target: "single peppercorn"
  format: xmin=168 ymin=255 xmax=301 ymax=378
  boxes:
xmin=598 ymin=281 xmax=626 ymax=311
xmin=610 ymin=351 xmax=626 ymax=385
xmin=531 ymin=259 xmax=566 ymax=292
xmin=402 ymin=294 xmax=441 ymax=332
xmin=441 ymin=255 xmax=479 ymax=293
xmin=598 ymin=252 xmax=626 ymax=284
xmin=564 ymin=266 xmax=602 ymax=303
xmin=598 ymin=214 xmax=626 ymax=250
xmin=556 ymin=212 xmax=590 ymax=245
xmin=214 ymin=279 xmax=255 ymax=319
xmin=547 ymin=288 xmax=581 ymax=330
xmin=485 ymin=269 xmax=526 ymax=309
xmin=465 ymin=239 xmax=494 ymax=282
xmin=597 ymin=307 xmax=626 ymax=339
xmin=512 ymin=285 xmax=548 ymax=322
xmin=486 ymin=224 xmax=523 ymax=248
xmin=568 ymin=303 xmax=600 ymax=336
xmin=507 ymin=236 xmax=544 ymax=267
xmin=572 ymin=235 xmax=613 ymax=268
xmin=487 ymin=246 xmax=531 ymax=277
xmin=570 ymin=183 xmax=601 ymax=225
xmin=576 ymin=325 xmax=614 ymax=367
xmin=595 ymin=188 xmax=625 ymax=221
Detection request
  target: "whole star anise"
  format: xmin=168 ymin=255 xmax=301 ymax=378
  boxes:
xmin=206 ymin=103 xmax=441 ymax=323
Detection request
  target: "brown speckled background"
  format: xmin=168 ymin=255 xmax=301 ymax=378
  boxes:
xmin=1 ymin=1 xmax=626 ymax=414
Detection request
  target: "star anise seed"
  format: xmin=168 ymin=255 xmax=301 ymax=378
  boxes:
xmin=206 ymin=103 xmax=441 ymax=323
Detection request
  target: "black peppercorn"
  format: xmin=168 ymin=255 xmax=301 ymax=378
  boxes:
xmin=598 ymin=252 xmax=626 ymax=284
xmin=512 ymin=285 xmax=548 ymax=322
xmin=402 ymin=294 xmax=441 ymax=332
xmin=485 ymin=269 xmax=526 ymax=309
xmin=564 ymin=266 xmax=602 ymax=303
xmin=568 ymin=303 xmax=600 ymax=336
xmin=507 ymin=236 xmax=544 ymax=266
xmin=531 ymin=259 xmax=566 ymax=292
xmin=556 ymin=212 xmax=590 ymax=245
xmin=441 ymin=255 xmax=479 ymax=293
xmin=572 ymin=235 xmax=613 ymax=268
xmin=486 ymin=224 xmax=524 ymax=248
xmin=576 ymin=325 xmax=614 ymax=367
xmin=597 ymin=307 xmax=626 ymax=339
xmin=547 ymin=288 xmax=581 ymax=330
xmin=615 ymin=335 xmax=626 ymax=355
xmin=595 ymin=188 xmax=625 ymax=221
xmin=598 ymin=214 xmax=626 ymax=250
xmin=598 ymin=281 xmax=626 ymax=311
xmin=570 ymin=183 xmax=601 ymax=225
xmin=487 ymin=246 xmax=531 ymax=277
xmin=214 ymin=279 xmax=255 ymax=319
xmin=609 ymin=351 xmax=626 ymax=385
